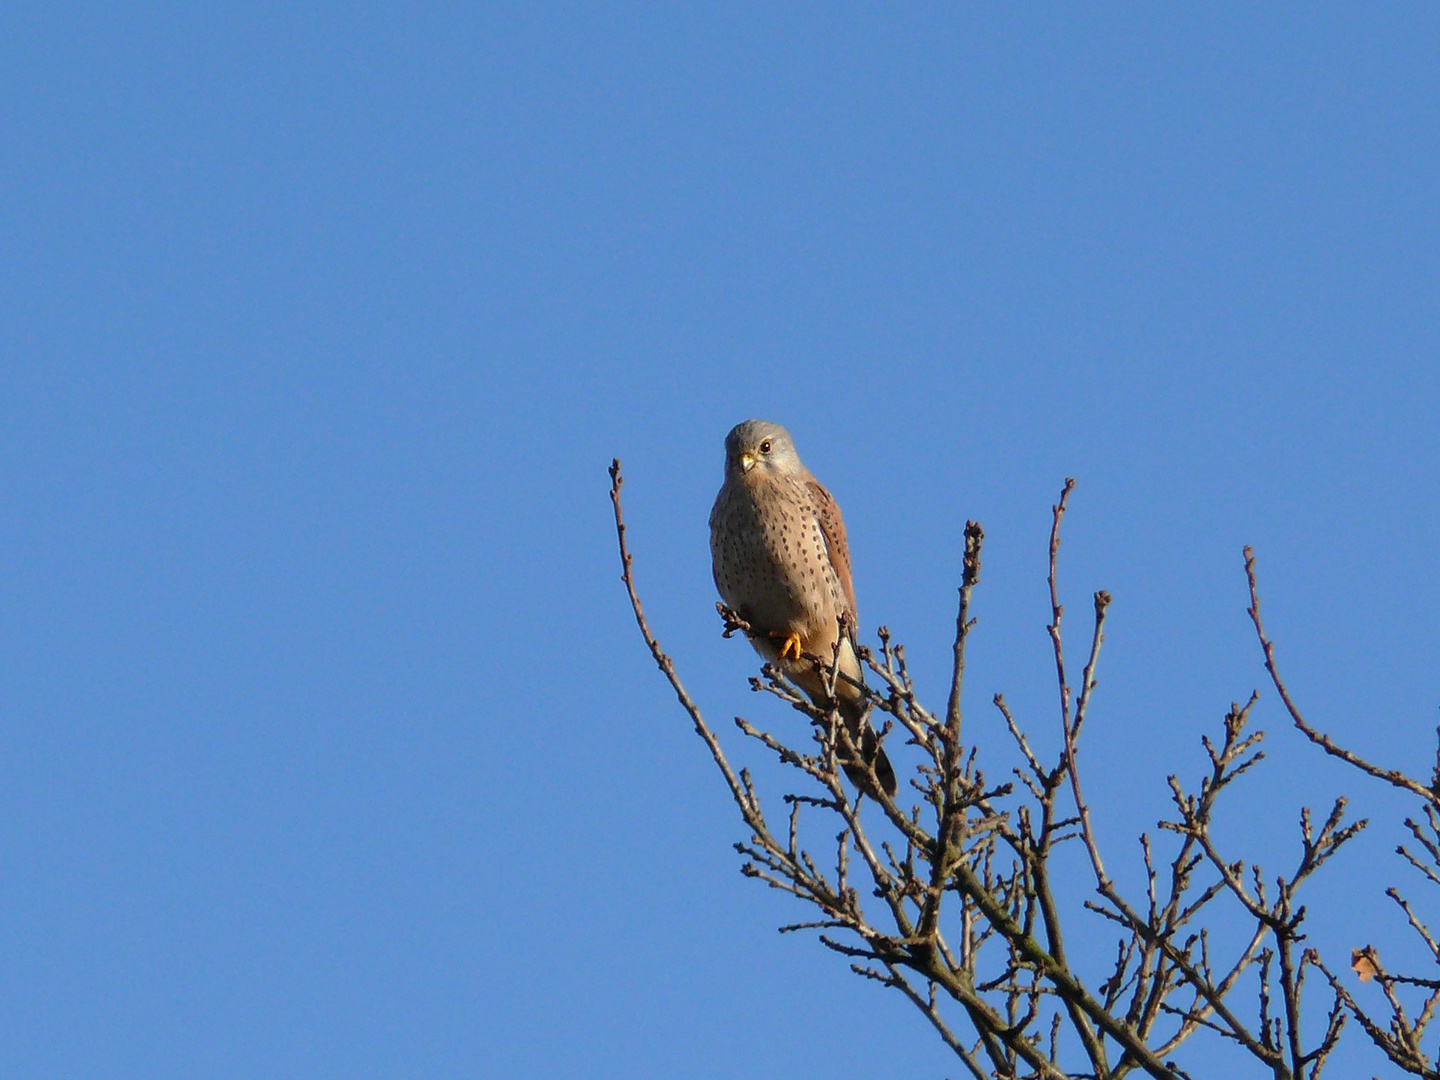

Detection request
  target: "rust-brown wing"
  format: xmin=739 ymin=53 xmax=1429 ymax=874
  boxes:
xmin=806 ymin=478 xmax=858 ymax=628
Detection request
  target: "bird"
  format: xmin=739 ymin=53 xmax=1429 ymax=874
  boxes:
xmin=709 ymin=419 xmax=897 ymax=798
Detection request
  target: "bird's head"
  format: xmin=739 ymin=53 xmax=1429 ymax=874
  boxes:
xmin=723 ymin=419 xmax=803 ymax=480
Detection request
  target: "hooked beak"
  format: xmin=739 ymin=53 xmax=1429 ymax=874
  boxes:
xmin=740 ymin=452 xmax=756 ymax=472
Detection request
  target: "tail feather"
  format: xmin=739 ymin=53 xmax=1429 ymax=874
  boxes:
xmin=783 ymin=636 xmax=899 ymax=799
xmin=840 ymin=716 xmax=897 ymax=798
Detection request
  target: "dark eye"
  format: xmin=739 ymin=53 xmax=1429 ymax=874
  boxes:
xmin=759 ymin=440 xmax=772 ymax=454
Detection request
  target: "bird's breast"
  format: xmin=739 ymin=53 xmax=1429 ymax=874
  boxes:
xmin=710 ymin=478 xmax=840 ymax=639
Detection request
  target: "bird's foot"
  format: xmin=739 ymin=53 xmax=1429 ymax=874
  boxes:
xmin=771 ymin=631 xmax=804 ymax=662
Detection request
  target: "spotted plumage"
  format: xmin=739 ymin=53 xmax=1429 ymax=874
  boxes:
xmin=709 ymin=419 xmax=896 ymax=797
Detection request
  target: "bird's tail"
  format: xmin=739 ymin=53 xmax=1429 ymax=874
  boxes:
xmin=842 ymin=720 xmax=898 ymax=799
xmin=835 ymin=639 xmax=898 ymax=800
xmin=800 ymin=637 xmax=898 ymax=799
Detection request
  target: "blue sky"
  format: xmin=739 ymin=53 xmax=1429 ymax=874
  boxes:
xmin=2 ymin=4 xmax=1439 ymax=1077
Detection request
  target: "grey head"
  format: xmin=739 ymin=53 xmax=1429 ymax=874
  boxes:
xmin=722 ymin=419 xmax=806 ymax=481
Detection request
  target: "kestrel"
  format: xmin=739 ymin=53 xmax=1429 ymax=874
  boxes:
xmin=709 ymin=420 xmax=897 ymax=798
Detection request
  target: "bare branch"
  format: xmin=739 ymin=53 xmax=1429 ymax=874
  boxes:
xmin=1245 ymin=545 xmax=1438 ymax=805
xmin=614 ymin=460 xmax=1387 ymax=1080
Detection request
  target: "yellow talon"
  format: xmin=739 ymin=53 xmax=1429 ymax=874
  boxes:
xmin=773 ymin=632 xmax=803 ymax=661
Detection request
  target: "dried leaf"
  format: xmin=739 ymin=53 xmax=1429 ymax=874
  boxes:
xmin=1351 ymin=946 xmax=1380 ymax=982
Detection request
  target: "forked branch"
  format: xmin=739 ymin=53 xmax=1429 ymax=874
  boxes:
xmin=612 ymin=460 xmax=1361 ymax=1080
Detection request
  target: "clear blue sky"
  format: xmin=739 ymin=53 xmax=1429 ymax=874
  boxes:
xmin=2 ymin=5 xmax=1438 ymax=1077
